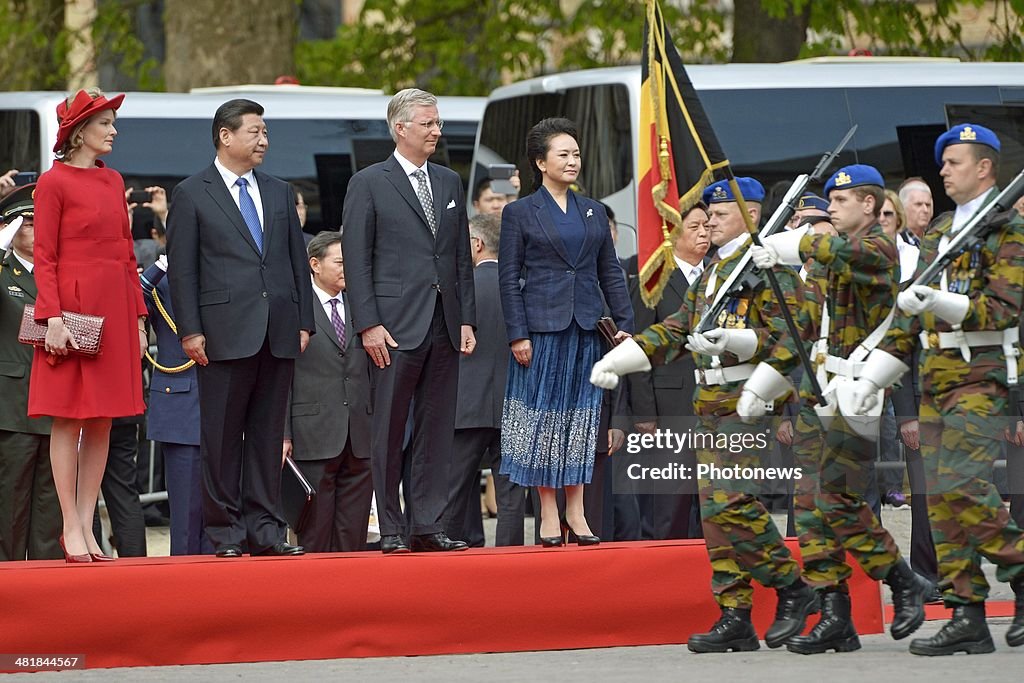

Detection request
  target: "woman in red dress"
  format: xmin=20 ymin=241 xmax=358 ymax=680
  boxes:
xmin=29 ymin=89 xmax=147 ymax=563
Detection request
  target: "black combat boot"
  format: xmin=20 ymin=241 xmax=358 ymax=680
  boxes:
xmin=884 ymin=559 xmax=932 ymax=640
xmin=764 ymin=580 xmax=817 ymax=649
xmin=1007 ymin=579 xmax=1024 ymax=648
xmin=687 ymin=607 xmax=760 ymax=653
xmin=908 ymin=603 xmax=994 ymax=656
xmin=786 ymin=589 xmax=861 ymax=654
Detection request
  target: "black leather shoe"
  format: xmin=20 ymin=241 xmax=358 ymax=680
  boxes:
xmin=787 ymin=589 xmax=861 ymax=654
xmin=1007 ymin=579 xmax=1024 ymax=647
xmin=540 ymin=536 xmax=564 ymax=548
xmin=884 ymin=559 xmax=932 ymax=640
xmin=255 ymin=542 xmax=304 ymax=556
xmin=410 ymin=532 xmax=469 ymax=552
xmin=765 ymin=580 xmax=817 ymax=648
xmin=687 ymin=607 xmax=760 ymax=653
xmin=380 ymin=535 xmax=411 ymax=554
xmin=909 ymin=603 xmax=994 ymax=656
xmin=215 ymin=544 xmax=243 ymax=558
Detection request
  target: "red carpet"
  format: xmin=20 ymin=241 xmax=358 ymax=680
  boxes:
xmin=0 ymin=540 xmax=881 ymax=671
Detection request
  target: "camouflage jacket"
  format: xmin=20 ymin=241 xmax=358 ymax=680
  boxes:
xmin=634 ymin=237 xmax=809 ymax=417
xmin=881 ymin=188 xmax=1024 ymax=396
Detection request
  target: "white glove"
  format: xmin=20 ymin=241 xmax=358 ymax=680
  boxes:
xmin=751 ymin=227 xmax=808 ymax=269
xmin=155 ymin=254 xmax=168 ymax=272
xmin=850 ymin=379 xmax=882 ymax=415
xmin=897 ymin=285 xmax=969 ymax=324
xmin=589 ymin=338 xmax=652 ymax=389
xmin=736 ymin=362 xmax=792 ymax=423
xmin=0 ymin=216 xmax=23 ymax=251
xmin=686 ymin=328 xmax=758 ymax=361
xmin=750 ymin=244 xmax=778 ymax=269
xmin=736 ymin=390 xmax=768 ymax=421
xmin=849 ymin=349 xmax=910 ymax=415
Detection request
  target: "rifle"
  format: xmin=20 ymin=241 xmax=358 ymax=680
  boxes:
xmin=911 ymin=169 xmax=1024 ymax=288
xmin=694 ymin=126 xmax=856 ymax=410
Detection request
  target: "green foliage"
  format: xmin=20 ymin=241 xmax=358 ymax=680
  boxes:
xmin=295 ymin=0 xmax=1023 ymax=97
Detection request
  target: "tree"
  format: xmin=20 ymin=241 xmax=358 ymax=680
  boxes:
xmin=163 ymin=0 xmax=297 ymax=92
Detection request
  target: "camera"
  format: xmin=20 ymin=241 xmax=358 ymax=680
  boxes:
xmin=128 ymin=190 xmax=152 ymax=204
xmin=486 ymin=164 xmax=518 ymax=195
xmin=13 ymin=171 xmax=38 ymax=186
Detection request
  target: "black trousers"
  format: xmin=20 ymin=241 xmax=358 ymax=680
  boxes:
xmin=295 ymin=437 xmax=373 ymax=552
xmin=444 ymin=427 xmax=525 ymax=547
xmin=197 ymin=337 xmax=293 ymax=552
xmin=0 ymin=430 xmax=61 ymax=560
xmin=905 ymin=445 xmax=938 ymax=581
xmin=369 ymin=299 xmax=458 ymax=537
xmin=100 ymin=423 xmax=147 ymax=557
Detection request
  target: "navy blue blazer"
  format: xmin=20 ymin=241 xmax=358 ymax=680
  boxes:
xmin=141 ymin=263 xmax=200 ymax=446
xmin=498 ymin=189 xmax=633 ymax=342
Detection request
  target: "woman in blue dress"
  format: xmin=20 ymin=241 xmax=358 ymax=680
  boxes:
xmin=498 ymin=118 xmax=633 ymax=546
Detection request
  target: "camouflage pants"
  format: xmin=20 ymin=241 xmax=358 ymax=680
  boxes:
xmin=697 ymin=419 xmax=801 ymax=609
xmin=920 ymin=388 xmax=1024 ymax=604
xmin=790 ymin=408 xmax=901 ymax=589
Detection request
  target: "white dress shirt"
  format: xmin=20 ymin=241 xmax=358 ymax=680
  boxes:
xmin=214 ymin=157 xmax=264 ymax=229
xmin=393 ymin=150 xmax=433 ymax=198
xmin=715 ymin=232 xmax=750 ymax=261
xmin=312 ymin=278 xmax=344 ymax=327
xmin=951 ymin=191 xmax=987 ymax=234
xmin=12 ymin=249 xmax=33 ymax=273
xmin=673 ymin=255 xmax=703 ymax=285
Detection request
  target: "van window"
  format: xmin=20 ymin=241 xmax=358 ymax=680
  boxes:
xmin=0 ymin=109 xmax=42 ymax=173
xmin=476 ymin=84 xmax=632 ymax=198
xmin=106 ymin=117 xmax=478 ymax=234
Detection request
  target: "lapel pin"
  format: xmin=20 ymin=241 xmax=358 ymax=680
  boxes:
xmin=446 ymin=199 xmax=456 ymax=209
xmin=586 ymin=208 xmax=593 ymax=218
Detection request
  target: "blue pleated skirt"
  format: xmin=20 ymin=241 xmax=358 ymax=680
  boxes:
xmin=500 ymin=323 xmax=603 ymax=488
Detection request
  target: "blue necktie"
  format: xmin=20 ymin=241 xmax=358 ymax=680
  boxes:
xmin=235 ymin=177 xmax=263 ymax=253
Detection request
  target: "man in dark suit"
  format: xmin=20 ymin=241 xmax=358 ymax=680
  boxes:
xmin=342 ymin=88 xmax=476 ymax=554
xmin=444 ymin=213 xmax=524 ymax=547
xmin=284 ymin=231 xmax=373 ymax=552
xmin=0 ymin=185 xmax=61 ymax=560
xmin=626 ymin=203 xmax=710 ymax=540
xmin=167 ymin=98 xmax=315 ymax=558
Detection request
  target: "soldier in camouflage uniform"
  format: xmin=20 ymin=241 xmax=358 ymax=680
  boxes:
xmin=591 ymin=177 xmax=817 ymax=653
xmin=850 ymin=124 xmax=1024 ymax=655
xmin=749 ymin=165 xmax=932 ymax=654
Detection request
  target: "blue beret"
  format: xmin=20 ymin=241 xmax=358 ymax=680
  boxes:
xmin=796 ymin=193 xmax=829 ymax=213
xmin=934 ymin=123 xmax=1000 ymax=166
xmin=824 ymin=164 xmax=884 ymax=197
xmin=702 ymin=177 xmax=765 ymax=205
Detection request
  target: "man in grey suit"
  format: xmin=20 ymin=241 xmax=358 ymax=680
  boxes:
xmin=342 ymin=88 xmax=476 ymax=554
xmin=283 ymin=231 xmax=373 ymax=552
xmin=167 ymin=98 xmax=315 ymax=558
xmin=444 ymin=213 xmax=524 ymax=547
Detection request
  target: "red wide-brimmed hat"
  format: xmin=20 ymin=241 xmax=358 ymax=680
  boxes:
xmin=53 ymin=89 xmax=125 ymax=153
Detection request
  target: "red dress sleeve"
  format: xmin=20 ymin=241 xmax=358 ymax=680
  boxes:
xmin=32 ymin=169 xmax=63 ymax=322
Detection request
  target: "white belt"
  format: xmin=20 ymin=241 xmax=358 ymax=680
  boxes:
xmin=918 ymin=327 xmax=1020 ymax=386
xmin=694 ymin=363 xmax=755 ymax=386
xmin=919 ymin=329 xmax=1006 ymax=350
xmin=823 ymin=354 xmax=865 ymax=379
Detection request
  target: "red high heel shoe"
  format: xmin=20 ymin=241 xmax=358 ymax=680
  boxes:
xmin=90 ymin=551 xmax=116 ymax=562
xmin=59 ymin=535 xmax=93 ymax=564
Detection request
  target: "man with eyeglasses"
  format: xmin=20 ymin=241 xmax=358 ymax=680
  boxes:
xmin=342 ymin=88 xmax=477 ymax=555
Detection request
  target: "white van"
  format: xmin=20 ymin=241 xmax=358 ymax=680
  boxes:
xmin=471 ymin=60 xmax=1024 ymax=257
xmin=0 ymin=86 xmax=485 ymax=236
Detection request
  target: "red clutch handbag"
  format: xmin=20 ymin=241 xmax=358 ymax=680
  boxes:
xmin=18 ymin=304 xmax=105 ymax=357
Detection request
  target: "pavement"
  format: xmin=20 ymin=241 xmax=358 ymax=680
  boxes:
xmin=48 ymin=503 xmax=1014 ymax=680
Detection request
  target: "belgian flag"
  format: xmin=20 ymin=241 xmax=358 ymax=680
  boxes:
xmin=637 ymin=0 xmax=729 ymax=307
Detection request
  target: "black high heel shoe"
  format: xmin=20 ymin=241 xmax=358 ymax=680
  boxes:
xmin=563 ymin=522 xmax=600 ymax=546
xmin=540 ymin=535 xmax=564 ymax=548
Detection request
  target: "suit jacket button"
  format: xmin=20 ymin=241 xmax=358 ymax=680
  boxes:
xmin=343 ymin=401 xmax=349 ymax=406
xmin=262 ymin=291 xmax=268 ymax=298
xmin=164 ymin=387 xmax=171 ymax=393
